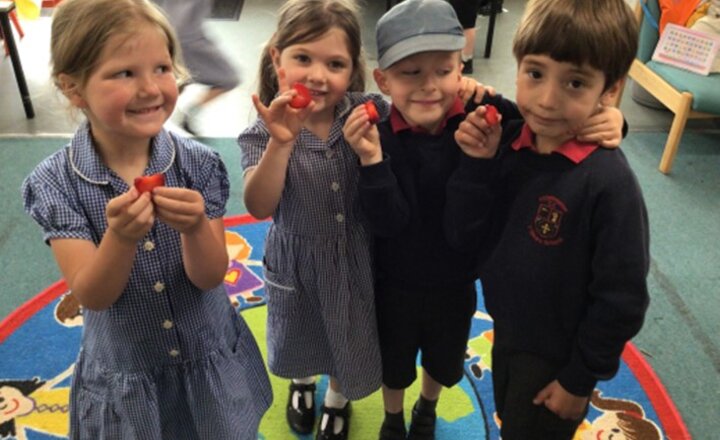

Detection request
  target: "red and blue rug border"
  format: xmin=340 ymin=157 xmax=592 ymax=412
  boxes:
xmin=0 ymin=214 xmax=690 ymax=439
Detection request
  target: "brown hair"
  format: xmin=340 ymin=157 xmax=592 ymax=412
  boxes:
xmin=512 ymin=0 xmax=638 ymax=90
xmin=257 ymin=0 xmax=367 ymax=106
xmin=50 ymin=0 xmax=188 ymax=93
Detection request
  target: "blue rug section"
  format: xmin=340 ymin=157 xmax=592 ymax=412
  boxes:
xmin=0 ymin=218 xmax=680 ymax=439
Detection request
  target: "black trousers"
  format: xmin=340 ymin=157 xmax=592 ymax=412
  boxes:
xmin=491 ymin=349 xmax=589 ymax=440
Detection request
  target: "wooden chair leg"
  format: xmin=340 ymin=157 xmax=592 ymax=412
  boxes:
xmin=9 ymin=10 xmax=23 ymax=39
xmin=659 ymin=92 xmax=692 ymax=174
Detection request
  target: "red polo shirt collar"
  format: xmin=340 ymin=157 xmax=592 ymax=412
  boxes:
xmin=511 ymin=123 xmax=599 ymax=164
xmin=389 ymin=97 xmax=465 ymax=135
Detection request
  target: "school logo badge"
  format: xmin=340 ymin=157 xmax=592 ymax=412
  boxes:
xmin=529 ymin=195 xmax=566 ymax=245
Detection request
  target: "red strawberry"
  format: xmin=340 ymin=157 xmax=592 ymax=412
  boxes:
xmin=289 ymin=83 xmax=312 ymax=109
xmin=484 ymin=104 xmax=499 ymax=126
xmin=364 ymin=101 xmax=380 ymax=124
xmin=134 ymin=173 xmax=165 ymax=193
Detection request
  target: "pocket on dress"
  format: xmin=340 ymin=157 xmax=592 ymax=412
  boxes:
xmin=263 ymin=264 xmax=300 ymax=317
xmin=75 ymin=386 xmax=122 ymax=439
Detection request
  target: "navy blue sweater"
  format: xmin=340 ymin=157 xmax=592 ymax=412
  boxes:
xmin=358 ymin=94 xmax=519 ymax=289
xmin=445 ymin=119 xmax=650 ymax=396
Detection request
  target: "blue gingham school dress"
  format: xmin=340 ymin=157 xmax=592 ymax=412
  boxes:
xmin=22 ymin=124 xmax=272 ymax=440
xmin=238 ymin=92 xmax=389 ymax=400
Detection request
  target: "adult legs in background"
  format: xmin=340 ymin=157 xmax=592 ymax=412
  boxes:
xmin=153 ymin=0 xmax=240 ymax=134
xmin=448 ymin=0 xmax=480 ymax=73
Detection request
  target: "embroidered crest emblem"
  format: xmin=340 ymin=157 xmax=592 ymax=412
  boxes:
xmin=529 ymin=195 xmax=567 ymax=245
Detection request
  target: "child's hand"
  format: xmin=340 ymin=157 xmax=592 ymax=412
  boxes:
xmin=106 ymin=187 xmax=155 ymax=244
xmin=458 ymin=77 xmax=497 ymax=105
xmin=532 ymin=380 xmax=590 ymax=421
xmin=343 ymin=103 xmax=382 ymax=165
xmin=251 ymin=94 xmax=310 ymax=145
xmin=574 ymin=105 xmax=624 ymax=148
xmin=454 ymin=105 xmax=502 ymax=159
xmin=251 ymin=68 xmax=314 ymax=145
xmin=152 ymin=187 xmax=207 ymax=234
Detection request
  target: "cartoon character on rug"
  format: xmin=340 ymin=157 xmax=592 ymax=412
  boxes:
xmin=0 ymin=365 xmax=73 ymax=440
xmin=574 ymin=390 xmax=662 ymax=440
xmin=465 ymin=310 xmax=494 ymax=380
xmin=54 ymin=292 xmax=82 ymax=327
xmin=224 ymin=230 xmax=264 ymax=308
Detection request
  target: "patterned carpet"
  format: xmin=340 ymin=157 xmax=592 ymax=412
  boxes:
xmin=0 ymin=215 xmax=689 ymax=439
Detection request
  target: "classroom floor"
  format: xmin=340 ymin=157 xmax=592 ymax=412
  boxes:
xmin=5 ymin=0 xmax=718 ymax=138
xmin=1 ymin=0 xmax=718 ymax=438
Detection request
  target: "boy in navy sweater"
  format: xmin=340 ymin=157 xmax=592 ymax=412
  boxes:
xmin=342 ymin=1 xmax=627 ymax=439
xmin=445 ymin=0 xmax=650 ymax=439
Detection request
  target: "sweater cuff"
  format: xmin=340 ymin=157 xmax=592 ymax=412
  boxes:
xmin=556 ymin=356 xmax=598 ymax=397
xmin=359 ymin=154 xmax=394 ymax=187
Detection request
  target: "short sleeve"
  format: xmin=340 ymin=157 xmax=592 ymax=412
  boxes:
xmin=199 ymin=151 xmax=229 ymax=220
xmin=21 ymin=156 xmax=94 ymax=244
xmin=175 ymin=137 xmax=230 ymax=220
xmin=238 ymin=120 xmax=270 ymax=173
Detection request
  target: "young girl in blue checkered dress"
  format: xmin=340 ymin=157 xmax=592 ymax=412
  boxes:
xmin=21 ymin=1 xmax=271 ymax=438
xmin=238 ymin=1 xmax=389 ymax=438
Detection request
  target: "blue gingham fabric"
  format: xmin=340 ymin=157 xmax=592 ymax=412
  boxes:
xmin=238 ymin=92 xmax=389 ymax=400
xmin=22 ymin=123 xmax=272 ymax=439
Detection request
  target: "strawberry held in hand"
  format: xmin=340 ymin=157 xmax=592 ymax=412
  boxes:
xmin=134 ymin=173 xmax=165 ymax=193
xmin=484 ymin=105 xmax=499 ymax=126
xmin=364 ymin=101 xmax=380 ymax=124
xmin=289 ymin=83 xmax=312 ymax=109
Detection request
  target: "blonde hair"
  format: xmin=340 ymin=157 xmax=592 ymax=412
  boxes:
xmin=512 ymin=0 xmax=638 ymax=90
xmin=257 ymin=0 xmax=366 ymax=106
xmin=50 ymin=0 xmax=188 ymax=93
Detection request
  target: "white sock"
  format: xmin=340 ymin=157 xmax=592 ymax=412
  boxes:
xmin=462 ymin=53 xmax=473 ymax=62
xmin=322 ymin=387 xmax=349 ymax=434
xmin=293 ymin=376 xmax=315 ymax=385
xmin=291 ymin=377 xmax=315 ymax=410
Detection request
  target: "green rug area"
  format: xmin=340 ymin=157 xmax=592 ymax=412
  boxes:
xmin=0 ymin=216 xmax=690 ymax=439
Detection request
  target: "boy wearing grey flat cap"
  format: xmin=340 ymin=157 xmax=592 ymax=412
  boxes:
xmin=343 ymin=0 xmax=521 ymax=439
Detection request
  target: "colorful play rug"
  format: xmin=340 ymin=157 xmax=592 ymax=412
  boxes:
xmin=0 ymin=215 xmax=689 ymax=439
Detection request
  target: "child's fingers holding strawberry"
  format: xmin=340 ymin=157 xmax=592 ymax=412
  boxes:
xmin=251 ymin=94 xmax=304 ymax=145
xmin=106 ymin=187 xmax=155 ymax=243
xmin=455 ymin=107 xmax=502 ymax=159
xmin=152 ymin=187 xmax=206 ymax=234
xmin=343 ymin=105 xmax=382 ymax=165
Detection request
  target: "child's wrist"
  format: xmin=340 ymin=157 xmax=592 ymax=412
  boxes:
xmin=266 ymin=138 xmax=295 ymax=155
xmin=360 ymin=150 xmax=383 ymax=166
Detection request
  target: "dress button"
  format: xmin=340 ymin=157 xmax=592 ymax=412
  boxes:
xmin=331 ymin=182 xmax=340 ymax=192
xmin=162 ymin=319 xmax=173 ymax=329
xmin=154 ymin=281 xmax=165 ymax=293
xmin=169 ymin=349 xmax=180 ymax=357
xmin=325 ymin=150 xmax=335 ymax=159
xmin=143 ymin=241 xmax=155 ymax=251
xmin=335 ymin=213 xmax=345 ymax=223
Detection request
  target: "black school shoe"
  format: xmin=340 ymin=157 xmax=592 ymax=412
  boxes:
xmin=462 ymin=59 xmax=474 ymax=74
xmin=407 ymin=399 xmax=436 ymax=440
xmin=478 ymin=0 xmax=504 ymax=16
xmin=378 ymin=418 xmax=407 ymax=440
xmin=286 ymin=382 xmax=317 ymax=434
xmin=316 ymin=402 xmax=352 ymax=440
